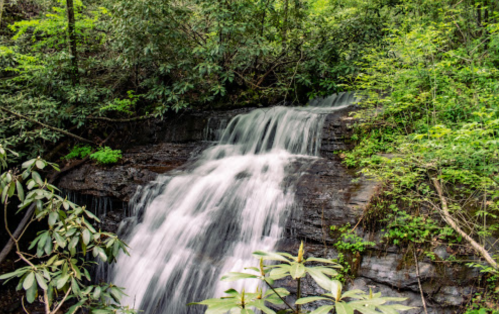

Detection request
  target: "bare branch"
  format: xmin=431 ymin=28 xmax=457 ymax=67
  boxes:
xmin=431 ymin=178 xmax=498 ymax=269
xmin=0 ymin=106 xmax=93 ymax=144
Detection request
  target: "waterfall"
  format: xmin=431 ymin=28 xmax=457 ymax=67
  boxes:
xmin=111 ymin=93 xmax=358 ymax=314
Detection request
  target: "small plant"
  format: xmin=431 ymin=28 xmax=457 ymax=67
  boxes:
xmin=190 ymin=242 xmax=413 ymax=314
xmin=100 ymin=91 xmax=142 ymax=116
xmin=90 ymin=146 xmax=122 ymax=165
xmin=63 ymin=144 xmax=93 ymax=160
xmin=330 ymin=224 xmax=375 ymax=254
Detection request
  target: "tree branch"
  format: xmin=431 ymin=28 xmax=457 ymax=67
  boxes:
xmin=82 ymin=114 xmax=156 ymax=123
xmin=0 ymin=106 xmax=93 ymax=144
xmin=431 ymin=178 xmax=498 ymax=269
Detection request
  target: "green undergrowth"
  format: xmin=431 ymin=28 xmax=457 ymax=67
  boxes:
xmin=64 ymin=145 xmax=122 ymax=165
xmin=339 ymin=1 xmax=499 ymax=312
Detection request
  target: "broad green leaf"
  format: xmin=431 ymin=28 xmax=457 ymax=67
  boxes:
xmin=26 ymin=281 xmax=37 ymax=303
xmin=36 ymin=160 xmax=45 ymax=169
xmin=31 ymin=171 xmax=43 ymax=185
xmin=109 ymin=287 xmax=123 ymax=302
xmin=48 ymin=212 xmax=58 ymax=227
xmin=57 ymin=274 xmax=70 ymax=289
xmin=23 ymin=272 xmax=35 ymax=290
xmin=348 ymin=304 xmax=381 ymax=314
xmin=66 ymin=300 xmax=86 ymax=314
xmin=0 ymin=270 xmax=22 ymax=280
xmin=71 ymin=278 xmax=80 ymax=296
xmin=221 ymin=272 xmax=258 ymax=281
xmin=306 ymin=257 xmax=341 ymax=265
xmin=309 ymin=305 xmax=334 ymax=314
xmin=35 ymin=273 xmax=48 ymax=290
xmin=93 ymin=286 xmax=102 ymax=300
xmin=82 ymin=229 xmax=91 ymax=245
xmin=54 ymin=232 xmax=66 ymax=248
xmin=16 ymin=181 xmax=24 ymax=201
xmin=269 ymin=266 xmax=290 ymax=280
xmin=335 ymin=302 xmax=354 ymax=314
xmin=331 ymin=280 xmax=342 ymax=301
xmin=251 ymin=299 xmax=276 ymax=314
xmin=306 ymin=267 xmax=333 ymax=291
xmin=349 ymin=298 xmax=386 ymax=306
xmin=340 ymin=289 xmax=365 ymax=299
xmin=295 ymin=296 xmax=331 ymax=304
xmin=22 ymin=159 xmax=35 ymax=169
xmin=253 ymin=251 xmax=290 ymax=263
xmin=289 ymin=263 xmax=306 ymax=279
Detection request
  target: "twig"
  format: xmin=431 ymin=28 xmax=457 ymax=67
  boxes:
xmin=413 ymin=250 xmax=428 ymax=314
xmin=263 ymin=279 xmax=295 ymax=312
xmin=0 ymin=203 xmax=35 ymax=263
xmin=82 ymin=114 xmax=156 ymax=123
xmin=431 ymin=178 xmax=498 ymax=269
xmin=21 ymin=296 xmax=30 ymax=314
xmin=51 ymin=287 xmax=72 ymax=314
xmin=0 ymin=106 xmax=93 ymax=144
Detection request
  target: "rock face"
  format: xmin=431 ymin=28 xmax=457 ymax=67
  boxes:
xmin=57 ymin=105 xmax=477 ymax=314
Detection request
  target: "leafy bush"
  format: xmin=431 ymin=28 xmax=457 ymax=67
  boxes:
xmin=90 ymin=147 xmax=122 ymax=165
xmin=63 ymin=144 xmax=93 ymax=160
xmin=0 ymin=150 xmax=135 ymax=314
xmin=190 ymin=242 xmax=413 ymax=314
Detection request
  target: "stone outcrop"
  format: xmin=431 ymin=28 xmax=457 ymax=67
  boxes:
xmin=56 ymin=105 xmax=479 ymax=314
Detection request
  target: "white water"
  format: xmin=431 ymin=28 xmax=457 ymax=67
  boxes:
xmin=111 ymin=93 xmax=358 ymax=314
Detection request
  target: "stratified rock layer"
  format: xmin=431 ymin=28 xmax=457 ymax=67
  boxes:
xmin=57 ymin=105 xmax=477 ymax=313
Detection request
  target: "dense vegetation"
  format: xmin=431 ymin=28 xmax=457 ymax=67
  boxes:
xmin=0 ymin=0 xmax=388 ymax=161
xmin=1 ymin=0 xmax=499 ymax=313
xmin=341 ymin=0 xmax=499 ymax=312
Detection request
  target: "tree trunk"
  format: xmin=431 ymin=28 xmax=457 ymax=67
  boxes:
xmin=66 ymin=0 xmax=79 ymax=86
xmin=282 ymin=0 xmax=288 ymax=43
xmin=0 ymin=0 xmax=5 ymax=28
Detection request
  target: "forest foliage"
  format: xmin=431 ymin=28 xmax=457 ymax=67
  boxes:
xmin=0 ymin=0 xmax=389 ymax=161
xmin=1 ymin=0 xmax=499 ymax=312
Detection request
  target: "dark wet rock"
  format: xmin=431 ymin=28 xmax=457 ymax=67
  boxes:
xmin=56 ymin=105 xmax=479 ymax=312
xmin=58 ymin=142 xmax=210 ymax=201
xmin=320 ymin=106 xmax=357 ymax=158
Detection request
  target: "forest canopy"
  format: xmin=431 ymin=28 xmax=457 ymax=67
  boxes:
xmin=0 ymin=0 xmax=392 ymax=160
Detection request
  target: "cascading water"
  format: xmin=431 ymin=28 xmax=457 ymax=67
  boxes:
xmin=111 ymin=93 xmax=358 ymax=314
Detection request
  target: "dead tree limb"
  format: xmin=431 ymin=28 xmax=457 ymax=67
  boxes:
xmin=431 ymin=178 xmax=498 ymax=269
xmin=0 ymin=106 xmax=93 ymax=144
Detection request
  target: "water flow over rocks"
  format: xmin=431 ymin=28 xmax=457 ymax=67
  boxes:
xmin=110 ymin=94 xmax=357 ymax=314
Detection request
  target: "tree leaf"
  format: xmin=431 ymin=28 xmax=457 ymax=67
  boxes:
xmin=269 ymin=265 xmax=290 ymax=280
xmin=36 ymin=160 xmax=45 ymax=169
xmin=335 ymin=302 xmax=354 ymax=314
xmin=221 ymin=272 xmax=258 ymax=282
xmin=306 ymin=267 xmax=333 ymax=291
xmin=35 ymin=273 xmax=48 ymax=290
xmin=16 ymin=181 xmax=24 ymax=202
xmin=331 ymin=280 xmax=343 ymax=301
xmin=289 ymin=263 xmax=306 ymax=279
xmin=26 ymin=281 xmax=37 ymax=303
xmin=253 ymin=251 xmax=290 ymax=263
xmin=22 ymin=159 xmax=35 ymax=169
xmin=48 ymin=211 xmax=58 ymax=227
xmin=309 ymin=305 xmax=334 ymax=314
xmin=295 ymin=296 xmax=331 ymax=304
xmin=306 ymin=257 xmax=341 ymax=266
xmin=82 ymin=229 xmax=91 ymax=245
xmin=57 ymin=274 xmax=70 ymax=289
xmin=23 ymin=272 xmax=35 ymax=290
xmin=93 ymin=286 xmax=102 ymax=300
